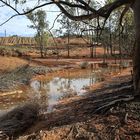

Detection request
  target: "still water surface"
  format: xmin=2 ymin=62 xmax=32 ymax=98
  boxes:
xmin=0 ymin=65 xmax=124 ymax=113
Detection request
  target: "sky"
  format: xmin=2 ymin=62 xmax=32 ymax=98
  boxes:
xmin=0 ymin=0 xmax=105 ymax=37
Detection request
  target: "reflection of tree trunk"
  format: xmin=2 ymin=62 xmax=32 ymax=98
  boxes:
xmin=133 ymin=0 xmax=140 ymax=96
xmin=68 ymin=79 xmax=71 ymax=89
xmin=90 ymin=64 xmax=95 ymax=85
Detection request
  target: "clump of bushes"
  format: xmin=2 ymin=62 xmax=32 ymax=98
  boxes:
xmin=79 ymin=61 xmax=89 ymax=69
xmin=0 ymin=46 xmax=27 ymax=57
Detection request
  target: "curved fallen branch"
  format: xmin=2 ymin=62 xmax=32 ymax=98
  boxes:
xmin=94 ymin=95 xmax=134 ymax=114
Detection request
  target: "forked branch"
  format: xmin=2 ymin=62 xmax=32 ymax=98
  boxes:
xmin=0 ymin=0 xmax=134 ymax=25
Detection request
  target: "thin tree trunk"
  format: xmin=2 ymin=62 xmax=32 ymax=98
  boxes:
xmin=40 ymin=34 xmax=44 ymax=58
xmin=133 ymin=0 xmax=140 ymax=96
xmin=67 ymin=19 xmax=70 ymax=58
xmin=109 ymin=17 xmax=113 ymax=56
xmin=90 ymin=31 xmax=94 ymax=58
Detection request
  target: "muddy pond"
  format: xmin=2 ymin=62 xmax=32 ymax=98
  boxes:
xmin=0 ymin=62 xmax=131 ymax=114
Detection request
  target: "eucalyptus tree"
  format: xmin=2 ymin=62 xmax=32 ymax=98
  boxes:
xmin=57 ymin=0 xmax=81 ymax=57
xmin=26 ymin=9 xmax=49 ymax=58
xmin=100 ymin=2 xmax=134 ymax=59
xmin=120 ymin=10 xmax=135 ymax=57
xmin=57 ymin=15 xmax=78 ymax=57
xmin=1 ymin=0 xmax=140 ymax=96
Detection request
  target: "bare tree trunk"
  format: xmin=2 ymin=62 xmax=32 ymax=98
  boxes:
xmin=90 ymin=45 xmax=94 ymax=58
xmin=90 ymin=31 xmax=94 ymax=58
xmin=67 ymin=19 xmax=70 ymax=58
xmin=109 ymin=17 xmax=113 ymax=56
xmin=67 ymin=31 xmax=70 ymax=58
xmin=133 ymin=0 xmax=140 ymax=96
xmin=40 ymin=36 xmax=44 ymax=58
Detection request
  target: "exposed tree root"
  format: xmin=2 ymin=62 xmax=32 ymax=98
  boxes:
xmin=94 ymin=95 xmax=134 ymax=114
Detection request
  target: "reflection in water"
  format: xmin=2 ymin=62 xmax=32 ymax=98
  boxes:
xmin=0 ymin=64 xmax=127 ymax=112
xmin=30 ymin=80 xmax=41 ymax=99
xmin=30 ymin=70 xmax=103 ymax=113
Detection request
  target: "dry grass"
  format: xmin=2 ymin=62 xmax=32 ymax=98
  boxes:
xmin=0 ymin=56 xmax=28 ymax=73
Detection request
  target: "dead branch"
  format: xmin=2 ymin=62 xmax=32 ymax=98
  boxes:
xmin=94 ymin=95 xmax=134 ymax=114
xmin=0 ymin=0 xmax=134 ymax=26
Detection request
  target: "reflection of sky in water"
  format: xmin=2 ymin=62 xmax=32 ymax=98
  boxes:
xmin=30 ymin=74 xmax=98 ymax=113
xmin=0 ymin=62 xmax=130 ymax=113
xmin=30 ymin=80 xmax=40 ymax=92
xmin=0 ymin=65 xmax=127 ymax=112
xmin=30 ymin=80 xmax=41 ymax=99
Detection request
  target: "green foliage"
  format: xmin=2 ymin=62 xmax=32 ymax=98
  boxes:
xmin=34 ymin=31 xmax=50 ymax=47
xmin=26 ymin=9 xmax=49 ymax=57
xmin=100 ymin=6 xmax=134 ymax=57
xmin=27 ymin=9 xmax=48 ymax=32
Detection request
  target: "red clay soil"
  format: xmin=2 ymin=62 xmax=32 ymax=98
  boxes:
xmin=17 ymin=73 xmax=140 ymax=140
xmin=0 ymin=56 xmax=139 ymax=140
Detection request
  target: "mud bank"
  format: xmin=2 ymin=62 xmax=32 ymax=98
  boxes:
xmin=0 ymin=64 xmax=51 ymax=92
